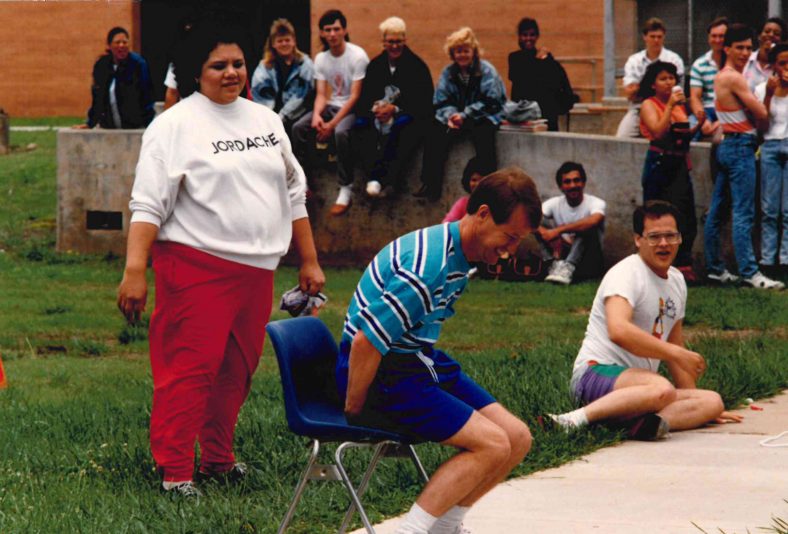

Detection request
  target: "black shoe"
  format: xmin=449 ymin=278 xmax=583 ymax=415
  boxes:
xmin=195 ymin=462 xmax=250 ymax=486
xmin=162 ymin=481 xmax=203 ymax=498
xmin=412 ymin=184 xmax=439 ymax=200
xmin=627 ymin=413 xmax=670 ymax=441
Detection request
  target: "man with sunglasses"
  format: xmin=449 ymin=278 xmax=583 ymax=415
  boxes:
xmin=549 ymin=201 xmax=741 ymax=439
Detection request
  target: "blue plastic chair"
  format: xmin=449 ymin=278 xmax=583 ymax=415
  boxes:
xmin=266 ymin=317 xmax=429 ymax=534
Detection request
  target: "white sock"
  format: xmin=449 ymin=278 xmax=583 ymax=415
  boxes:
xmin=162 ymin=480 xmax=192 ymax=490
xmin=549 ymin=408 xmax=588 ymax=430
xmin=429 ymin=505 xmax=470 ymax=533
xmin=335 ymin=185 xmax=352 ymax=205
xmin=395 ymin=503 xmax=438 ymax=534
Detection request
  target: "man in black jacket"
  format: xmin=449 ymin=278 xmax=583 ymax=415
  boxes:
xmin=77 ymin=27 xmax=155 ymax=130
xmin=351 ymin=17 xmax=434 ymax=197
xmin=508 ymin=18 xmax=575 ymax=131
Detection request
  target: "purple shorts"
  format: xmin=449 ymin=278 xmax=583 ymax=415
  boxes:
xmin=573 ymin=362 xmax=627 ymax=405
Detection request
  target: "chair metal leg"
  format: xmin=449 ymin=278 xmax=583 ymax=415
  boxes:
xmin=277 ymin=440 xmax=321 ymax=534
xmin=334 ymin=441 xmax=378 ymax=533
xmin=337 ymin=442 xmax=391 ymax=534
xmin=406 ymin=444 xmax=430 ymax=484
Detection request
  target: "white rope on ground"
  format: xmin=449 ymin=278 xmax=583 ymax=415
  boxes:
xmin=759 ymin=431 xmax=788 ymax=447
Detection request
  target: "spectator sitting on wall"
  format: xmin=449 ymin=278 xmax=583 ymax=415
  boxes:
xmin=351 ymin=16 xmax=433 ymax=199
xmin=537 ymin=161 xmax=605 ymax=285
xmin=507 ymin=17 xmax=575 ymax=131
xmin=291 ymin=9 xmax=369 ymax=216
xmin=548 ymin=201 xmax=742 ymax=439
xmin=414 ymin=27 xmax=506 ymax=201
xmin=638 ymin=61 xmax=703 ymax=283
xmin=689 ymin=17 xmax=728 ymax=140
xmin=251 ymin=18 xmax=314 ymax=135
xmin=754 ymin=42 xmax=788 ymax=278
xmin=616 ymin=18 xmax=684 ymax=139
xmin=443 ymin=156 xmax=495 ymax=223
xmin=74 ymin=27 xmax=155 ymax=130
xmin=743 ymin=17 xmax=786 ymax=91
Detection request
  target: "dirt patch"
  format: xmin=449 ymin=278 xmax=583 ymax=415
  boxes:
xmin=684 ymin=325 xmax=788 ymax=342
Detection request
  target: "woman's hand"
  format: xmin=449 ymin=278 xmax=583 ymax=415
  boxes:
xmin=714 ymin=410 xmax=744 ymax=424
xmin=117 ymin=268 xmax=148 ymax=323
xmin=299 ymin=260 xmax=325 ymax=296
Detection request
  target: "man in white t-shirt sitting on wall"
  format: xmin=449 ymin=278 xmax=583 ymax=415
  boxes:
xmin=549 ymin=201 xmax=742 ymax=439
xmin=292 ymin=9 xmax=370 ymax=216
xmin=616 ymin=18 xmax=685 ymax=138
xmin=538 ymin=162 xmax=605 ymax=285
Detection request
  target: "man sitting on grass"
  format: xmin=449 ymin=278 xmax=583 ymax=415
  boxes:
xmin=338 ymin=168 xmax=540 ymax=534
xmin=538 ymin=161 xmax=605 ymax=285
xmin=549 ymin=201 xmax=742 ymax=439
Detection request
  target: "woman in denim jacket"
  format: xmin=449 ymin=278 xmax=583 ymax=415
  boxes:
xmin=252 ymin=19 xmax=314 ymax=134
xmin=414 ymin=27 xmax=506 ymax=201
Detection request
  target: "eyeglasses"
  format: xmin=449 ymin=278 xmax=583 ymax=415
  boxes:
xmin=642 ymin=232 xmax=682 ymax=246
xmin=384 ymin=39 xmax=404 ymax=46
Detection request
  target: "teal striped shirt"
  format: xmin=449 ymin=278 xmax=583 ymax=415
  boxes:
xmin=690 ymin=51 xmax=719 ymax=108
xmin=341 ymin=221 xmax=472 ymax=357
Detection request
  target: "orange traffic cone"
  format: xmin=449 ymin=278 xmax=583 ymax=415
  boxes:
xmin=0 ymin=354 xmax=7 ymax=388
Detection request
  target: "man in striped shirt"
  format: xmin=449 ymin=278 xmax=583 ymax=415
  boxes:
xmin=689 ymin=17 xmax=727 ymax=136
xmin=705 ymin=24 xmax=783 ymax=290
xmin=338 ymin=168 xmax=542 ymax=534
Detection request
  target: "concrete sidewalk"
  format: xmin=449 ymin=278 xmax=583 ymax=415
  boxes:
xmin=354 ymin=391 xmax=788 ymax=534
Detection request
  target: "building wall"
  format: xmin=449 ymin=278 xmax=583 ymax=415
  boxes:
xmin=0 ymin=1 xmax=137 ymax=118
xmin=310 ymin=0 xmax=606 ymax=103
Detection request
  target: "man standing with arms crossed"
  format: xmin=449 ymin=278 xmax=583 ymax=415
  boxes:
xmin=338 ymin=168 xmax=540 ymax=533
xmin=704 ymin=24 xmax=784 ymax=289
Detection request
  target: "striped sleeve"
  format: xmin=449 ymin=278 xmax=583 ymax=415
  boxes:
xmin=354 ymin=267 xmax=434 ymax=356
xmin=689 ymin=60 xmax=703 ymax=88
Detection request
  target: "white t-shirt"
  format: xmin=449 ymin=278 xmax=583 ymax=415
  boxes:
xmin=572 ymin=254 xmax=687 ymax=380
xmin=314 ymin=42 xmax=369 ymax=108
xmin=164 ymin=62 xmax=177 ymax=89
xmin=754 ymin=82 xmax=788 ymax=140
xmin=129 ymin=91 xmax=308 ymax=269
xmin=542 ymin=194 xmax=606 ymax=240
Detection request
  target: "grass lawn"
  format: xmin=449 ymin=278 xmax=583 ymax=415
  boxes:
xmin=1 ymin=126 xmax=786 ymax=533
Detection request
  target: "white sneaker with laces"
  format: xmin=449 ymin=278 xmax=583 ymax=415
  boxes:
xmin=162 ymin=480 xmax=202 ymax=498
xmin=545 ymin=260 xmax=574 ymax=285
xmin=743 ymin=271 xmax=785 ymax=290
xmin=707 ymin=270 xmax=740 ymax=284
xmin=366 ymin=180 xmax=382 ymax=197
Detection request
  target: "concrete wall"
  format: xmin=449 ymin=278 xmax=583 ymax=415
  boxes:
xmin=57 ymin=127 xmax=716 ymax=269
xmin=0 ymin=1 xmax=138 ymax=118
xmin=57 ymin=129 xmax=142 ymax=255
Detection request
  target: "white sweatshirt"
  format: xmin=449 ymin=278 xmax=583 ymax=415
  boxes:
xmin=129 ymin=91 xmax=308 ymax=269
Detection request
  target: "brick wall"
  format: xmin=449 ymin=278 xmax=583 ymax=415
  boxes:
xmin=0 ymin=1 xmax=137 ymax=118
xmin=311 ymin=0 xmax=606 ymax=102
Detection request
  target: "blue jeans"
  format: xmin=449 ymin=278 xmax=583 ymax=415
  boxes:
xmin=760 ymin=139 xmax=788 ymax=265
xmin=704 ymin=135 xmax=759 ymax=277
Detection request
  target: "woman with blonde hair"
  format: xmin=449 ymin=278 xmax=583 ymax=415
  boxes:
xmin=414 ymin=27 xmax=506 ymax=201
xmin=252 ymin=18 xmax=314 ymax=133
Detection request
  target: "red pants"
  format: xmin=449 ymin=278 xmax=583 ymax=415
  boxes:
xmin=149 ymin=242 xmax=274 ymax=482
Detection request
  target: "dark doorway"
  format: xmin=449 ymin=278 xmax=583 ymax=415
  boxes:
xmin=140 ymin=0 xmax=311 ymax=101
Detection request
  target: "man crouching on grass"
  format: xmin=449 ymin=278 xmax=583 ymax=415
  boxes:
xmin=337 ymin=168 xmax=540 ymax=534
xmin=549 ymin=201 xmax=742 ymax=439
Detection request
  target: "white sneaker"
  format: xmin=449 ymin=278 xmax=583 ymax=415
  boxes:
xmin=366 ymin=180 xmax=382 ymax=197
xmin=162 ymin=480 xmax=202 ymax=498
xmin=707 ymin=270 xmax=740 ymax=284
xmin=743 ymin=271 xmax=785 ymax=290
xmin=335 ymin=185 xmax=352 ymax=206
xmin=545 ymin=260 xmax=574 ymax=285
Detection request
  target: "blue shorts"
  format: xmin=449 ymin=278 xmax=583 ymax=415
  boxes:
xmin=573 ymin=361 xmax=628 ymax=405
xmin=338 ymin=343 xmax=496 ymax=443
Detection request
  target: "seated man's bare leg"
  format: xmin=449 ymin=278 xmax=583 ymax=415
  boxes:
xmin=413 ymin=408 xmax=519 ymax=518
xmin=584 ymin=368 xmax=677 ymax=423
xmin=657 ymin=388 xmax=724 ymax=430
xmin=456 ymin=403 xmax=532 ymax=507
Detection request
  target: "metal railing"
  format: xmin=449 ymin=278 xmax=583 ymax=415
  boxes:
xmin=556 ymin=56 xmax=604 ymax=102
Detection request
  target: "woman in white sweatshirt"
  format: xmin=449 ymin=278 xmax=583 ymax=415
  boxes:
xmin=117 ymin=18 xmax=325 ymax=496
